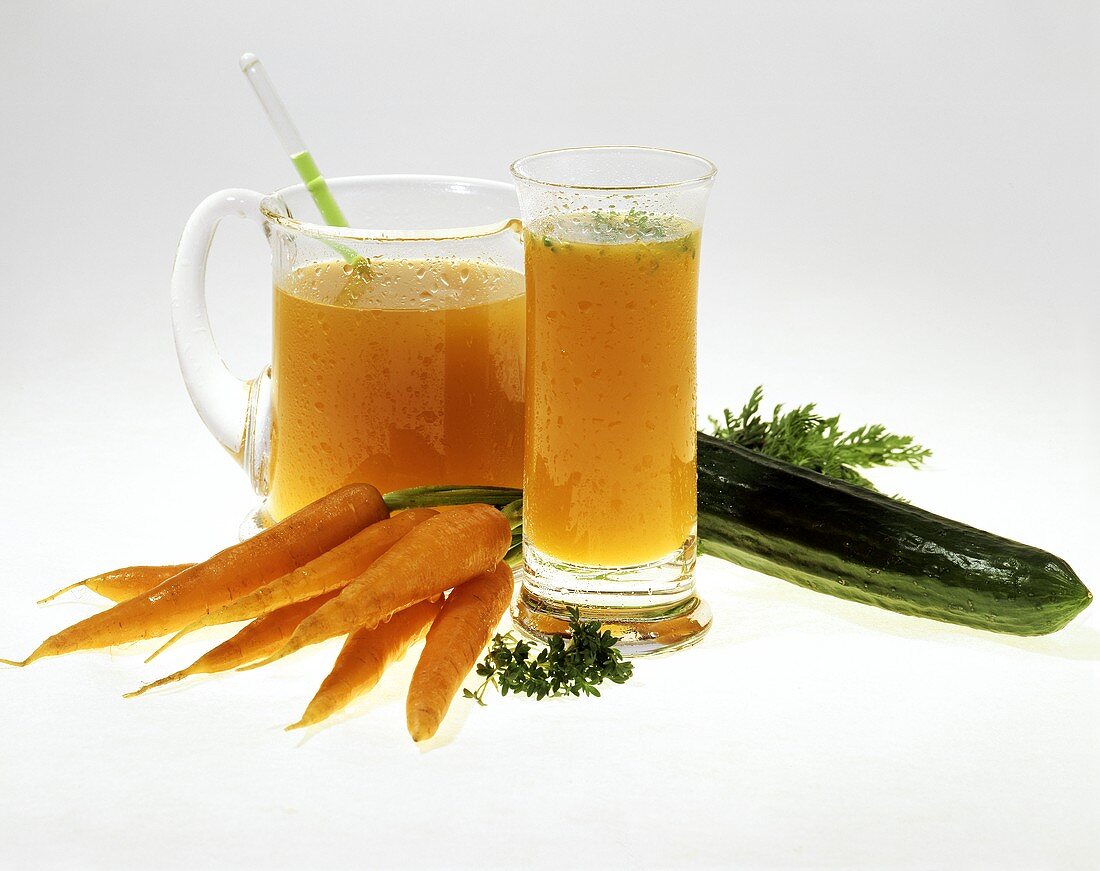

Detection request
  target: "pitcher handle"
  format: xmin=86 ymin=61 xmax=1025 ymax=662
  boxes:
xmin=170 ymin=188 xmax=272 ymax=495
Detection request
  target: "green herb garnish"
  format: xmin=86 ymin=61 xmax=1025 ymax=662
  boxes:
xmin=464 ymin=607 xmax=633 ymax=704
xmin=709 ymin=385 xmax=930 ymax=491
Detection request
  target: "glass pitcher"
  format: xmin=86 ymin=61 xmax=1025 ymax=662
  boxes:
xmin=171 ymin=176 xmax=525 ymax=532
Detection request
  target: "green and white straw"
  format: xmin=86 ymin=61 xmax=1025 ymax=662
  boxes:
xmin=239 ymin=52 xmax=349 ymax=227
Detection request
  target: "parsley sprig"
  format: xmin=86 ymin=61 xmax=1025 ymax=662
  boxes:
xmin=464 ymin=607 xmax=634 ymax=704
xmin=709 ymin=386 xmax=931 ymax=491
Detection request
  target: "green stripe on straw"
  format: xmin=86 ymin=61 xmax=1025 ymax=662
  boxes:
xmin=290 ymin=149 xmax=349 ymax=228
xmin=240 ymin=53 xmax=363 ymax=269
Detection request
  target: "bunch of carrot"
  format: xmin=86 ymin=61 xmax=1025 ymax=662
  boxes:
xmin=4 ymin=484 xmax=516 ymax=742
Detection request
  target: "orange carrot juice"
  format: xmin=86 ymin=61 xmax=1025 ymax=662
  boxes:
xmin=523 ymin=214 xmax=700 ymax=567
xmin=268 ymin=259 xmax=525 ymax=519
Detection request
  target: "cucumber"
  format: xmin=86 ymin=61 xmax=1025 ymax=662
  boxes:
xmin=697 ymin=433 xmax=1091 ymax=635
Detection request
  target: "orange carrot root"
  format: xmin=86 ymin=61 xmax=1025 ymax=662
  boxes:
xmin=9 ymin=484 xmax=388 ymax=667
xmin=126 ymin=590 xmax=341 ymax=698
xmin=260 ymin=499 xmax=510 ymax=668
xmin=252 ymin=503 xmax=512 ymax=670
xmin=36 ymin=582 xmax=85 ymax=605
xmin=38 ymin=564 xmax=196 ymax=605
xmin=407 ymin=562 xmax=514 ymax=742
xmin=286 ymin=597 xmax=443 ymax=731
xmin=122 ymin=671 xmax=187 ymax=698
xmin=144 ymin=508 xmax=437 ymax=663
xmin=144 ymin=636 xmax=180 ymax=665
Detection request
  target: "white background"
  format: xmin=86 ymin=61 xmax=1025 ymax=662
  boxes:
xmin=2 ymin=2 xmax=1098 ymax=869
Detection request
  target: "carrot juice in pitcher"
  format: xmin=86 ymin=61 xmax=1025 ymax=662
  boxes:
xmin=267 ymin=258 xmax=525 ymax=519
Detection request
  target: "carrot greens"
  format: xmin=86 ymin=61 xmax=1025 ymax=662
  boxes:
xmin=708 ymin=385 xmax=931 ymax=492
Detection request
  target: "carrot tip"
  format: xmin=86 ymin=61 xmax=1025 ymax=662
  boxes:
xmin=144 ymin=629 xmax=186 ymax=664
xmin=124 ymin=671 xmax=185 ymax=698
xmin=0 ymin=657 xmax=27 ymax=667
xmin=36 ymin=582 xmax=85 ymax=605
xmin=407 ymin=711 xmax=437 ymax=743
xmin=238 ymin=638 xmax=302 ymax=672
xmin=284 ymin=720 xmax=306 ymax=732
xmin=236 ymin=652 xmax=281 ymax=672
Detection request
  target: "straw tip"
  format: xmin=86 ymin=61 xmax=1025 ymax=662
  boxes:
xmin=239 ymin=52 xmax=259 ymax=72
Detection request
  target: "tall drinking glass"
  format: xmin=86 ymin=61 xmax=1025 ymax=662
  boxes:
xmin=511 ymin=147 xmax=716 ymax=655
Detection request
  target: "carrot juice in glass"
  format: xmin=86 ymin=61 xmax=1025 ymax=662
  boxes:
xmin=511 ymin=147 xmax=716 ymax=655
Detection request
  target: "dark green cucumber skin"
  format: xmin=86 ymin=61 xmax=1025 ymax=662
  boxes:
xmin=696 ymin=434 xmax=1091 ymax=635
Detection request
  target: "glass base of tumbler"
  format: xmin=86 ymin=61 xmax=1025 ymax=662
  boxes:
xmin=513 ymin=535 xmax=711 ymax=657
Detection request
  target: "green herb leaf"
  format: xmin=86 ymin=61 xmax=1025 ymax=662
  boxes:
xmin=708 ymin=386 xmax=931 ymax=491
xmin=466 ymin=607 xmax=633 ymax=704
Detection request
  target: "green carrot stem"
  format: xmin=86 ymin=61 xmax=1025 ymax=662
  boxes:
xmin=383 ymin=486 xmax=523 ymax=512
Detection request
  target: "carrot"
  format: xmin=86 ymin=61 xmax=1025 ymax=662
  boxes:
xmin=38 ymin=564 xmax=196 ymax=605
xmin=0 ymin=484 xmax=388 ymax=667
xmin=286 ymin=597 xmax=443 ymax=731
xmin=406 ymin=562 xmax=514 ymax=742
xmin=123 ymin=590 xmax=341 ymax=698
xmin=248 ymin=503 xmax=512 ymax=669
xmin=145 ymin=508 xmax=438 ymax=662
